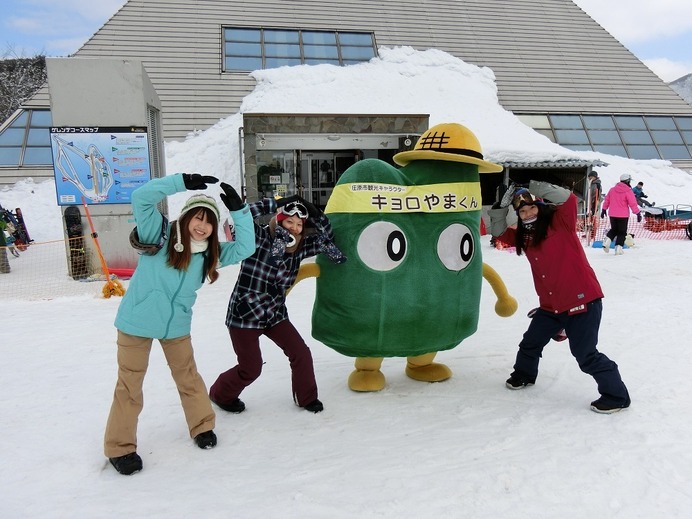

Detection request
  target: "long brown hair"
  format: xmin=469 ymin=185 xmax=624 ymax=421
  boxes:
xmin=166 ymin=207 xmax=221 ymax=283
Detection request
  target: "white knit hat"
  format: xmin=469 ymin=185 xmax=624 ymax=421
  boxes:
xmin=174 ymin=194 xmax=220 ymax=252
xmin=179 ymin=194 xmax=220 ymax=221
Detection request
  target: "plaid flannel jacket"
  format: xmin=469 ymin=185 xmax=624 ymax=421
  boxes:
xmin=225 ymin=199 xmax=334 ymax=329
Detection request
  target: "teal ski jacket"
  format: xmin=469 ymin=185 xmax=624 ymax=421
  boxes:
xmin=114 ymin=174 xmax=255 ymax=339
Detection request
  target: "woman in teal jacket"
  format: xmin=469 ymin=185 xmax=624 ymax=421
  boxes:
xmin=104 ymin=173 xmax=256 ymax=475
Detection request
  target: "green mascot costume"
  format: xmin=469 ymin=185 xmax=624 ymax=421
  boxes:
xmin=300 ymin=122 xmax=517 ymax=391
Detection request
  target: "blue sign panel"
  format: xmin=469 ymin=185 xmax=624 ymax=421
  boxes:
xmin=50 ymin=126 xmax=151 ymax=205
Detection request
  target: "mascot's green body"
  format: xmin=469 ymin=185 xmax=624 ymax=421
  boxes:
xmin=309 ymin=123 xmax=517 ymax=391
xmin=314 ymin=159 xmax=483 ymax=356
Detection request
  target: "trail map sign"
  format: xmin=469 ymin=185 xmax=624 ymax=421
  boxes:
xmin=51 ymin=126 xmax=151 ymax=205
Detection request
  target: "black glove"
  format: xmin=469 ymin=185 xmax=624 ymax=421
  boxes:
xmin=220 ymin=183 xmax=243 ymax=211
xmin=296 ymin=196 xmax=320 ymax=218
xmin=637 ymin=213 xmax=642 ymax=223
xmin=276 ymin=195 xmax=300 ymax=208
xmin=182 ymin=173 xmax=218 ymax=190
xmin=600 ymin=209 xmax=607 ymax=219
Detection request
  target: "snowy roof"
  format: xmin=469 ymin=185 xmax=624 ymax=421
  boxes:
xmin=500 ymin=158 xmax=609 ymax=169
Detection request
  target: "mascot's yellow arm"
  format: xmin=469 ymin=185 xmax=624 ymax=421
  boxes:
xmin=483 ymin=263 xmax=518 ymax=317
xmin=286 ymin=263 xmax=321 ymax=295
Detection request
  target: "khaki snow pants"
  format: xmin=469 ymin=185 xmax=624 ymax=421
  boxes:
xmin=104 ymin=331 xmax=215 ymax=458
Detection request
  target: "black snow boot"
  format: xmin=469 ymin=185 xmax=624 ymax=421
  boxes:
xmin=109 ymin=452 xmax=143 ymax=475
xmin=211 ymin=397 xmax=246 ymax=413
xmin=194 ymin=430 xmax=218 ymax=449
xmin=303 ymin=399 xmax=324 ymax=413
xmin=505 ymin=372 xmax=536 ymax=390
xmin=590 ymin=396 xmax=631 ymax=414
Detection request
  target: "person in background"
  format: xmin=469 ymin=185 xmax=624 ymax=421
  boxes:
xmin=210 ymin=195 xmax=346 ymax=415
xmin=488 ymin=180 xmax=631 ymax=414
xmin=586 ymin=170 xmax=602 ymax=240
xmin=104 ymin=173 xmax=256 ymax=476
xmin=601 ymin=173 xmax=642 ymax=255
xmin=632 ymin=181 xmax=654 ymax=208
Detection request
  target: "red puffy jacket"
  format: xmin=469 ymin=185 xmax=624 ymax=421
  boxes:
xmin=499 ymin=194 xmax=604 ymax=314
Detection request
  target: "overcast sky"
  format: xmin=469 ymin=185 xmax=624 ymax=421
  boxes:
xmin=2 ymin=0 xmax=691 ymax=82
xmin=573 ymin=0 xmax=692 ymax=82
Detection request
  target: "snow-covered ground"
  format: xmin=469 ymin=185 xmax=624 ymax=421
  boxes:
xmin=1 ymin=47 xmax=691 ymax=518
xmin=2 ymin=238 xmax=691 ymax=517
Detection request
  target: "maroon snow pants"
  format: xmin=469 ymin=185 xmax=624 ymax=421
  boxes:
xmin=209 ymin=320 xmax=318 ymax=407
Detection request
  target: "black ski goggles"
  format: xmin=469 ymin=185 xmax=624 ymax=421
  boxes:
xmin=512 ymin=189 xmax=541 ymax=211
xmin=280 ymin=201 xmax=308 ymax=219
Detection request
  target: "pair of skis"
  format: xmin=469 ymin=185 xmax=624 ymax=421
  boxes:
xmin=0 ymin=204 xmax=31 ymax=251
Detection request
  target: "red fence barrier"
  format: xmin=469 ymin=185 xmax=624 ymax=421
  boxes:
xmin=581 ymin=214 xmax=691 ymax=242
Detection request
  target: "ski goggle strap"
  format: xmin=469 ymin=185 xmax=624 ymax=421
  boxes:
xmin=129 ymin=215 xmax=169 ymax=256
xmin=280 ymin=201 xmax=308 ymax=219
xmin=512 ymin=189 xmax=540 ymax=211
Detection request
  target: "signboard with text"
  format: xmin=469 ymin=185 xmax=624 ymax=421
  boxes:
xmin=50 ymin=126 xmax=151 ymax=205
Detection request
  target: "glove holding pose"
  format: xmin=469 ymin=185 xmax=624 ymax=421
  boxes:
xmin=220 ymin=183 xmax=244 ymax=211
xmin=182 ymin=173 xmax=219 ymax=190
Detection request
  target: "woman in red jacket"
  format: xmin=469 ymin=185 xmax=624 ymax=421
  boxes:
xmin=488 ymin=181 xmax=630 ymax=413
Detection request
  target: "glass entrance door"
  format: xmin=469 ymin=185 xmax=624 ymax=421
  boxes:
xmin=300 ymin=152 xmax=356 ymax=209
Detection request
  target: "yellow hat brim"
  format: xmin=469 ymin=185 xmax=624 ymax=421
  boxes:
xmin=393 ymin=149 xmax=503 ymax=173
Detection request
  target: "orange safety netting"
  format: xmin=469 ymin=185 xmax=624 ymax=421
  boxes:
xmin=583 ymin=213 xmax=692 ymax=243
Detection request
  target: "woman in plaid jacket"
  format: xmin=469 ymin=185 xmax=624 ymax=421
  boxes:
xmin=210 ymin=195 xmax=345 ymax=414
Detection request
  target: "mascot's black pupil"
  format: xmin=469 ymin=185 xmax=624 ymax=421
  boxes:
xmin=387 ymin=231 xmax=406 ymax=261
xmin=460 ymin=234 xmax=473 ymax=261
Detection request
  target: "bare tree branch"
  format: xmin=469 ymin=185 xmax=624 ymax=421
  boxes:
xmin=0 ymin=52 xmax=47 ymax=123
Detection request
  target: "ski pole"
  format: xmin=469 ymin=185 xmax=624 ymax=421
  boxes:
xmin=81 ymin=197 xmax=126 ymax=298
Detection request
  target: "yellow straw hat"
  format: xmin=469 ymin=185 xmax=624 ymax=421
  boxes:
xmin=393 ymin=123 xmax=503 ymax=173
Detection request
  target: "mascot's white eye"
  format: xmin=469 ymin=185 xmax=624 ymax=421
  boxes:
xmin=437 ymin=223 xmax=474 ymax=271
xmin=357 ymin=221 xmax=407 ymax=271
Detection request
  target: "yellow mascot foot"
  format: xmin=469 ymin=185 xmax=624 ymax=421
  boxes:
xmin=348 ymin=369 xmax=386 ymax=392
xmin=405 ymin=362 xmax=452 ymax=383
